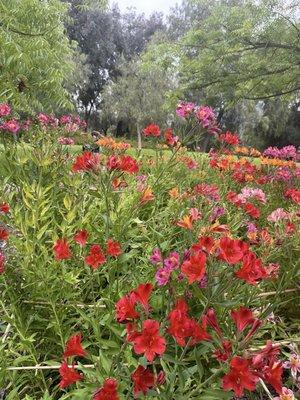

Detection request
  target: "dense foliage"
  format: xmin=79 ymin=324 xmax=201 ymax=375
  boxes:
xmin=0 ymin=102 xmax=299 ymax=399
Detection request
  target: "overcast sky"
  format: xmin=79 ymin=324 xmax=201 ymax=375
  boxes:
xmin=114 ymin=0 xmax=177 ymax=15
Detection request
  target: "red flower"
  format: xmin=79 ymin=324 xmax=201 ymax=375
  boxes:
xmin=85 ymin=244 xmax=106 ymax=270
xmin=115 ymin=293 xmax=139 ymax=323
xmin=0 ymin=252 xmax=5 ymax=274
xmin=222 ymin=356 xmax=258 ymax=397
xmin=168 ymin=300 xmax=210 ymax=346
xmin=230 ymin=307 xmax=254 ymax=332
xmin=244 ymin=203 xmax=260 ymax=219
xmin=63 ymin=333 xmax=86 ymax=359
xmin=133 ymin=283 xmax=153 ymax=311
xmin=202 ymin=308 xmax=222 ymax=336
xmin=59 ymin=362 xmax=82 ymax=389
xmin=72 ymin=151 xmax=100 ymax=172
xmin=0 ymin=228 xmax=9 ymax=242
xmin=131 ymin=319 xmax=166 ymax=362
xmin=285 ymin=188 xmax=300 ymax=204
xmin=181 ymin=251 xmax=206 ymax=284
xmin=218 ymin=237 xmax=246 ymax=265
xmin=218 ymin=131 xmax=239 ymax=146
xmin=131 ymin=366 xmax=155 ymax=397
xmin=143 ymin=124 xmax=160 ymax=137
xmin=0 ymin=203 xmax=9 ymax=213
xmin=251 ymin=341 xmax=280 ymax=369
xmin=53 ymin=239 xmax=72 ymax=260
xmin=164 ymin=128 xmax=179 ymax=146
xmin=193 ymin=236 xmax=215 ymax=254
xmin=106 ymin=239 xmax=122 ymax=257
xmin=119 ymin=155 xmax=139 ymax=174
xmin=74 ymin=230 xmax=88 ymax=247
xmin=262 ymin=362 xmax=283 ymax=394
xmin=235 ymin=252 xmax=267 ymax=285
xmin=93 ymin=378 xmax=120 ymax=400
xmin=214 ymin=340 xmax=232 ymax=362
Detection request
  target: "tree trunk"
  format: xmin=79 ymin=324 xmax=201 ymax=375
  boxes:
xmin=137 ymin=124 xmax=142 ymax=150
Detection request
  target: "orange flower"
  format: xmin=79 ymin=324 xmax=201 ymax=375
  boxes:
xmin=176 ymin=215 xmax=193 ymax=230
xmin=140 ymin=187 xmax=154 ymax=204
xmin=169 ymin=187 xmax=179 ymax=199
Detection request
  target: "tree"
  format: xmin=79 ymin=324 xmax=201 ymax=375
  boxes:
xmin=179 ymin=0 xmax=300 ymax=102
xmin=0 ymin=0 xmax=75 ymax=112
xmin=102 ymin=58 xmax=174 ymax=148
xmin=66 ymin=2 xmax=166 ymax=125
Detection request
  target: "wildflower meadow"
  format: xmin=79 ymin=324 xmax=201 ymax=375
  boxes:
xmin=0 ymin=101 xmax=299 ymax=400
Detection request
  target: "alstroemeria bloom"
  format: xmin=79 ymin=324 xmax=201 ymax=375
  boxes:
xmin=267 ymin=208 xmax=289 ymax=223
xmin=106 ymin=239 xmax=122 ymax=257
xmin=222 ymin=356 xmax=258 ymax=397
xmin=1 ymin=119 xmax=20 ymax=133
xmin=0 ymin=228 xmax=9 ymax=242
xmin=72 ymin=152 xmax=100 ymax=172
xmin=0 ymin=203 xmax=9 ymax=213
xmin=131 ymin=366 xmax=155 ymax=397
xmin=273 ymin=387 xmax=295 ymax=400
xmin=115 ymin=293 xmax=139 ymax=322
xmin=218 ymin=237 xmax=247 ymax=265
xmin=133 ymin=283 xmax=153 ymax=311
xmin=283 ymin=353 xmax=300 ymax=380
xmin=181 ymin=251 xmax=206 ymax=284
xmin=263 ymin=361 xmax=283 ymax=394
xmin=63 ymin=334 xmax=86 ymax=359
xmin=235 ymin=252 xmax=267 ymax=285
xmin=143 ymin=123 xmax=160 ymax=137
xmin=84 ymin=244 xmax=106 ymax=270
xmin=0 ymin=103 xmax=11 ymax=117
xmin=53 ymin=239 xmax=72 ymax=260
xmin=73 ymin=230 xmax=89 ymax=247
xmin=130 ymin=319 xmax=166 ymax=362
xmin=93 ymin=378 xmax=120 ymax=400
xmin=230 ymin=307 xmax=255 ymax=332
xmin=59 ymin=362 xmax=82 ymax=389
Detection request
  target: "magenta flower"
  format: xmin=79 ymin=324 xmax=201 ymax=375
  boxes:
xmin=164 ymin=252 xmax=180 ymax=270
xmin=176 ymin=101 xmax=195 ymax=119
xmin=1 ymin=119 xmax=20 ymax=133
xmin=37 ymin=113 xmax=49 ymax=125
xmin=150 ymin=248 xmax=162 ymax=265
xmin=155 ymin=267 xmax=172 ymax=286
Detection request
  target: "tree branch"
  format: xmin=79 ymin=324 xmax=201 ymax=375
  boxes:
xmin=243 ymin=86 xmax=300 ymax=100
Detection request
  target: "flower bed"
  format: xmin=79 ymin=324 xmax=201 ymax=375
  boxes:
xmin=0 ymin=102 xmax=299 ymax=400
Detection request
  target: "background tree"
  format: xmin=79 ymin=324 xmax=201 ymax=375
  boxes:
xmin=66 ymin=1 xmax=165 ymax=126
xmin=102 ymin=58 xmax=174 ymax=148
xmin=0 ymin=0 xmax=76 ymax=112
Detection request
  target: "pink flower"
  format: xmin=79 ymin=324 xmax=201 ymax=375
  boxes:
xmin=37 ymin=113 xmax=49 ymax=125
xmin=1 ymin=119 xmax=20 ymax=133
xmin=155 ymin=267 xmax=172 ymax=286
xmin=267 ymin=208 xmax=289 ymax=223
xmin=176 ymin=101 xmax=195 ymax=118
xmin=0 ymin=103 xmax=11 ymax=117
xmin=150 ymin=248 xmax=162 ymax=265
xmin=283 ymin=353 xmax=300 ymax=380
xmin=273 ymin=387 xmax=295 ymax=400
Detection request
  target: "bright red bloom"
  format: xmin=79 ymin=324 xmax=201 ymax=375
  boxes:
xmin=168 ymin=299 xmax=210 ymax=346
xmin=73 ymin=230 xmax=88 ymax=247
xmin=59 ymin=362 xmax=82 ymax=389
xmin=85 ymin=244 xmax=106 ymax=270
xmin=0 ymin=228 xmax=9 ymax=242
xmin=218 ymin=131 xmax=239 ymax=146
xmin=284 ymin=188 xmax=300 ymax=204
xmin=181 ymin=251 xmax=206 ymax=284
xmin=244 ymin=203 xmax=260 ymax=219
xmin=143 ymin=124 xmax=160 ymax=137
xmin=164 ymin=128 xmax=179 ymax=146
xmin=235 ymin=252 xmax=267 ymax=285
xmin=194 ymin=236 xmax=215 ymax=254
xmin=218 ymin=237 xmax=246 ymax=265
xmin=131 ymin=366 xmax=155 ymax=397
xmin=107 ymin=155 xmax=139 ymax=174
xmin=106 ymin=239 xmax=122 ymax=257
xmin=131 ymin=319 xmax=166 ymax=362
xmin=202 ymin=308 xmax=222 ymax=336
xmin=53 ymin=239 xmax=72 ymax=260
xmin=222 ymin=356 xmax=258 ymax=397
xmin=115 ymin=293 xmax=139 ymax=322
xmin=230 ymin=307 xmax=254 ymax=332
xmin=0 ymin=252 xmax=5 ymax=274
xmin=214 ymin=340 xmax=232 ymax=362
xmin=251 ymin=341 xmax=280 ymax=369
xmin=72 ymin=151 xmax=100 ymax=172
xmin=63 ymin=333 xmax=86 ymax=359
xmin=0 ymin=203 xmax=9 ymax=213
xmin=93 ymin=378 xmax=120 ymax=400
xmin=262 ymin=362 xmax=283 ymax=394
xmin=133 ymin=283 xmax=153 ymax=311
xmin=126 ymin=322 xmax=139 ymax=342
xmin=119 ymin=155 xmax=139 ymax=174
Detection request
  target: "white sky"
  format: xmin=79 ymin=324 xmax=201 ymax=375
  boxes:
xmin=114 ymin=0 xmax=177 ymax=15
